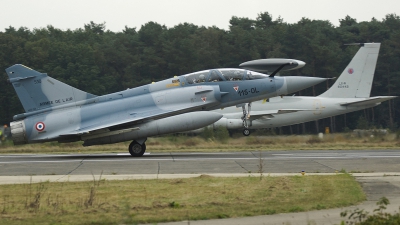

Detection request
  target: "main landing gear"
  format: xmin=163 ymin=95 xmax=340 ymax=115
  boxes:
xmin=128 ymin=138 xmax=147 ymax=157
xmin=241 ymin=102 xmax=252 ymax=136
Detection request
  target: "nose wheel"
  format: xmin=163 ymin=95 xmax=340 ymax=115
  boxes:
xmin=129 ymin=140 xmax=146 ymax=157
xmin=243 ymin=129 xmax=250 ymax=136
xmin=241 ymin=103 xmax=252 ymax=136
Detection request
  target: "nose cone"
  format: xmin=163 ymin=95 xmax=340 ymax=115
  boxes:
xmin=285 ymin=76 xmax=328 ymax=94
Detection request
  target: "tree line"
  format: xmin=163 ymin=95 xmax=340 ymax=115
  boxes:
xmin=0 ymin=12 xmax=399 ymax=134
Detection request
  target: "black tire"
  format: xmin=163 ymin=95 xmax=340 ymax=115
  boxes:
xmin=243 ymin=129 xmax=250 ymax=136
xmin=129 ymin=141 xmax=146 ymax=157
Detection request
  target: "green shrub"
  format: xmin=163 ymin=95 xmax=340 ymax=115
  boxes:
xmin=201 ymin=126 xmax=214 ymax=140
xmin=214 ymin=127 xmax=229 ymax=143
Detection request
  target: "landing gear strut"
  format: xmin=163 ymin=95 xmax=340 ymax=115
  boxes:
xmin=241 ymin=102 xmax=252 ymax=136
xmin=128 ymin=138 xmax=147 ymax=157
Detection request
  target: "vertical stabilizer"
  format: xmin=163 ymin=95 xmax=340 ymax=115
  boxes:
xmin=6 ymin=64 xmax=97 ymax=113
xmin=318 ymin=43 xmax=380 ymax=98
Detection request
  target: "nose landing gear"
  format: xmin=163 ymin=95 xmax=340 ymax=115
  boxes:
xmin=241 ymin=103 xmax=252 ymax=136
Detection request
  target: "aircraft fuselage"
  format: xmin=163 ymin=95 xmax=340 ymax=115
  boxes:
xmin=9 ymin=68 xmax=326 ymax=145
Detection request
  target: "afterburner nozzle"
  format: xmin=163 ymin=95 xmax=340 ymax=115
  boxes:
xmin=284 ymin=76 xmax=328 ymax=95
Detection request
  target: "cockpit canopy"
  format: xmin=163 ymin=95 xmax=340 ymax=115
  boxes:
xmin=183 ymin=69 xmax=269 ymax=84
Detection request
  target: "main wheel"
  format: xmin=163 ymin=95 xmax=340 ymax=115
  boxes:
xmin=129 ymin=141 xmax=146 ymax=157
xmin=243 ymin=129 xmax=250 ymax=136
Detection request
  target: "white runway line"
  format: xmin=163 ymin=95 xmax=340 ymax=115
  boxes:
xmin=117 ymin=153 xmax=151 ymax=156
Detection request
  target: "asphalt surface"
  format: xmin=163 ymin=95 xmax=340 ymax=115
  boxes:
xmin=1 ymin=150 xmax=400 ymax=176
xmin=1 ymin=149 xmax=400 ymax=225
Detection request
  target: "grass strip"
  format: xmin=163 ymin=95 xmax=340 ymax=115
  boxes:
xmin=0 ymin=174 xmax=365 ymax=224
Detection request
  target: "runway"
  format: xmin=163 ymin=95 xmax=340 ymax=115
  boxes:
xmin=0 ymin=149 xmax=400 ymax=176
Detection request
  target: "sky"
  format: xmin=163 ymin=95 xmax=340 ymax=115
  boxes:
xmin=1 ymin=0 xmax=399 ymax=32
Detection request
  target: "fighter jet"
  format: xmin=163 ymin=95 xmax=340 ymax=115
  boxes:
xmin=5 ymin=62 xmax=327 ymax=156
xmin=191 ymin=43 xmax=397 ymax=135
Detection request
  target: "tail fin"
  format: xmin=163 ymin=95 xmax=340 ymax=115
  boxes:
xmin=6 ymin=64 xmax=97 ymax=113
xmin=318 ymin=43 xmax=380 ymax=98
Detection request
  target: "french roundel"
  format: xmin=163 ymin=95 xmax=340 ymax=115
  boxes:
xmin=348 ymin=68 xmax=354 ymax=74
xmin=35 ymin=122 xmax=45 ymax=131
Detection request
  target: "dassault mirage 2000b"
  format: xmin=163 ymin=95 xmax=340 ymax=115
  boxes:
xmin=6 ymin=63 xmax=327 ymax=156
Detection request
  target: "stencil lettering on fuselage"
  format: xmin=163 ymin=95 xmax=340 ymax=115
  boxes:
xmin=338 ymin=82 xmax=349 ymax=88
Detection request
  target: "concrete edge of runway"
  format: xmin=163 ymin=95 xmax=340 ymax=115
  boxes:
xmin=1 ymin=172 xmax=400 ymax=185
